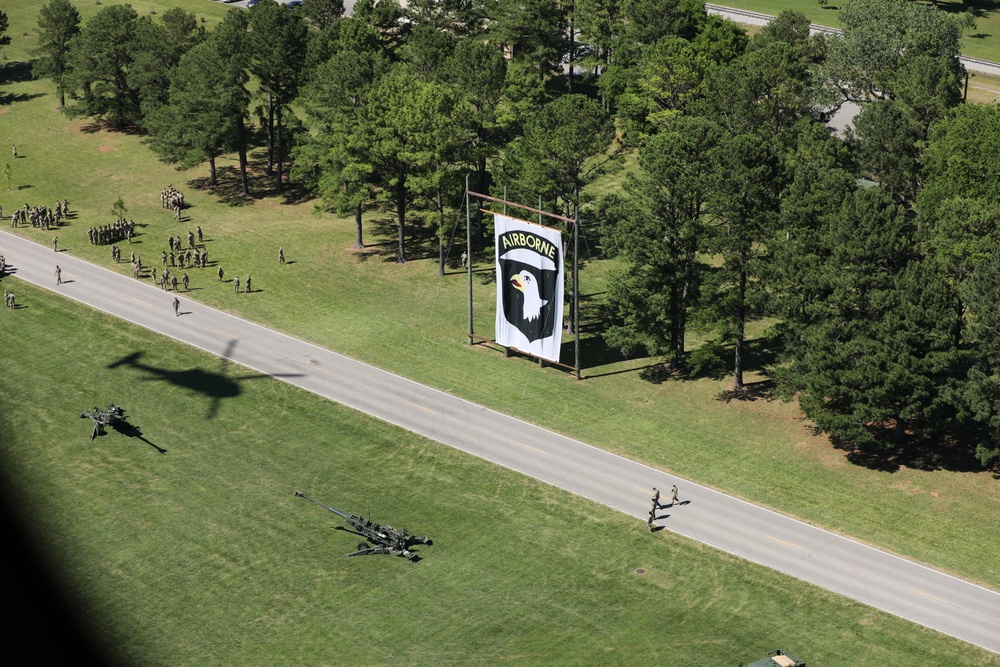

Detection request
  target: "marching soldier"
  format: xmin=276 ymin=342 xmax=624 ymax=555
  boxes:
xmin=670 ymin=485 xmax=679 ymax=506
xmin=278 ymin=246 xmax=285 ymax=264
xmin=173 ymin=297 xmax=180 ymax=317
xmin=196 ymin=226 xmax=203 ymax=243
xmin=55 ymin=265 xmax=62 ymax=285
xmin=245 ymin=274 xmax=251 ymax=294
xmin=647 ymin=508 xmax=655 ymax=531
xmin=171 ymin=275 xmax=178 ymax=292
xmin=182 ymin=273 xmax=189 ymax=291
xmin=652 ymin=487 xmax=660 ymax=509
xmin=52 ymin=235 xmax=58 ymax=252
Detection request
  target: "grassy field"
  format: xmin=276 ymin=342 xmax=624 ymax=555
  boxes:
xmin=715 ymin=0 xmax=1000 ymax=62
xmin=1 ymin=0 xmax=999 ymax=661
xmin=3 ymin=282 xmax=999 ymax=666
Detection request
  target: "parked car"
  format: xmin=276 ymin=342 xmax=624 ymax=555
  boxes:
xmin=246 ymin=0 xmax=260 ymax=6
xmin=286 ymin=0 xmax=303 ymax=6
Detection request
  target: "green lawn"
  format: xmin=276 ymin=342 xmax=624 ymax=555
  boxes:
xmin=717 ymin=0 xmax=1000 ymax=62
xmin=0 ymin=0 xmax=999 ymax=660
xmin=2 ymin=281 xmax=998 ymax=666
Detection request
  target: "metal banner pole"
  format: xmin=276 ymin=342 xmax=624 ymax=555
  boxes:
xmin=466 ymin=175 xmax=473 ymax=345
xmin=574 ymin=206 xmax=581 ymax=380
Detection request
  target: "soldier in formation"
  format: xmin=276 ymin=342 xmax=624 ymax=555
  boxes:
xmin=161 ymin=185 xmax=185 ymax=212
xmin=181 ymin=273 xmax=189 ymax=291
xmin=12 ymin=203 xmax=63 ymax=230
xmin=88 ymin=220 xmax=135 ymax=245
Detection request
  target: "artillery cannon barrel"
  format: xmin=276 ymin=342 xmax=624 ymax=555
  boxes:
xmin=293 ymin=491 xmax=351 ymax=520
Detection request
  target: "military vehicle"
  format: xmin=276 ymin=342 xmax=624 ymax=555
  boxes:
xmin=742 ymin=649 xmax=805 ymax=667
xmin=80 ymin=404 xmax=128 ymax=440
xmin=294 ymin=491 xmax=431 ymax=561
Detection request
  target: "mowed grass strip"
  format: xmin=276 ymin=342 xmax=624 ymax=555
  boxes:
xmin=0 ymin=281 xmax=998 ymax=666
xmin=1 ymin=0 xmax=998 ymax=603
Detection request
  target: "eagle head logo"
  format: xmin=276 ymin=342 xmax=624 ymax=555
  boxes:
xmin=510 ymin=271 xmax=548 ymax=322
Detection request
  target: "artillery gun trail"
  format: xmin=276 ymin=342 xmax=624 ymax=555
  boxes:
xmin=294 ymin=491 xmax=432 ymax=562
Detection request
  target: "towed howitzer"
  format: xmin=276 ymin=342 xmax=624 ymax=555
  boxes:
xmin=294 ymin=491 xmax=431 ymax=561
xmin=80 ymin=404 xmax=128 ymax=441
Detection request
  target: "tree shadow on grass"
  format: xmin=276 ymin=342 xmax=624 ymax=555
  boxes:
xmin=823 ymin=424 xmax=993 ymax=474
xmin=1 ymin=60 xmax=36 ymax=85
xmin=940 ymin=0 xmax=998 ymax=18
xmin=0 ymin=91 xmax=44 ymax=107
xmin=186 ymin=165 xmax=255 ymax=208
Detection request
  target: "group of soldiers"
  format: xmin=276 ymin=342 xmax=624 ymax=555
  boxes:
xmin=165 ymin=229 xmax=207 ymax=270
xmin=149 ymin=265 xmax=189 ymax=293
xmin=9 ymin=200 xmax=68 ymax=230
xmin=88 ymin=219 xmax=135 ymax=245
xmin=648 ymin=485 xmax=680 ymax=531
xmin=161 ymin=185 xmax=186 ymax=221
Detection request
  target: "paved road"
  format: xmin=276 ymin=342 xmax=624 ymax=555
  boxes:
xmin=2 ymin=229 xmax=999 ymax=655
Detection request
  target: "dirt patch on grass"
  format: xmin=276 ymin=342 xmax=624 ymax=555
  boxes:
xmin=98 ymin=145 xmax=116 ymax=153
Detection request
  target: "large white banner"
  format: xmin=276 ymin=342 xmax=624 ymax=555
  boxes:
xmin=495 ymin=214 xmax=564 ymax=363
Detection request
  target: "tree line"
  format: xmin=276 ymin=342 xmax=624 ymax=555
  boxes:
xmin=23 ymin=0 xmax=1000 ymax=468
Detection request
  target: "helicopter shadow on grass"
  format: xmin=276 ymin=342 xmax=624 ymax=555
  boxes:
xmin=106 ymin=339 xmax=304 ymax=419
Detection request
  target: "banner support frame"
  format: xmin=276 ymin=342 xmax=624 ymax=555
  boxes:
xmin=465 ymin=188 xmax=583 ymax=380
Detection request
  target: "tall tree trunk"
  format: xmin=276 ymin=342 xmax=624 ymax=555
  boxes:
xmin=733 ymin=253 xmax=747 ymax=391
xmin=437 ymin=188 xmax=446 ymax=277
xmin=209 ymin=154 xmax=217 ymax=187
xmin=395 ymin=175 xmax=407 ymax=264
xmin=275 ymin=102 xmax=283 ymax=193
xmin=354 ymin=198 xmax=364 ymax=249
xmin=266 ymin=92 xmax=275 ymax=176
xmin=669 ymin=281 xmax=681 ymax=368
xmin=567 ymin=7 xmax=575 ymax=93
xmin=473 ymin=157 xmax=488 ymax=247
xmin=237 ymin=114 xmax=249 ymax=196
